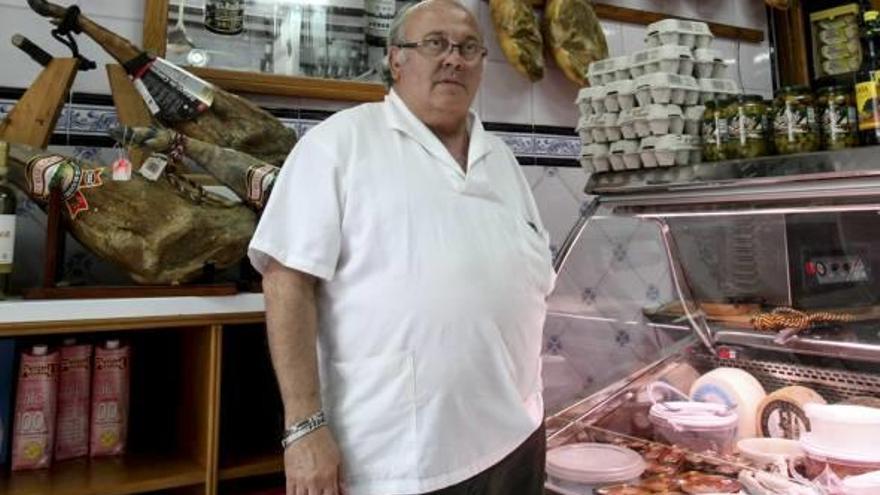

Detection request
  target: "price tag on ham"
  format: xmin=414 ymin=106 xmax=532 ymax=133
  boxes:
xmin=138 ymin=154 xmax=168 ymax=181
xmin=111 ymin=158 xmax=132 ymax=181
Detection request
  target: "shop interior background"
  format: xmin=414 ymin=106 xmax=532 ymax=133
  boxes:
xmin=0 ymin=0 xmax=774 ymax=410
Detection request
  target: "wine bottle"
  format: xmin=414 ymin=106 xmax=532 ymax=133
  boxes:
xmin=0 ymin=142 xmax=16 ymax=300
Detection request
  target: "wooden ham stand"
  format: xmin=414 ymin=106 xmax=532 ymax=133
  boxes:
xmin=1 ymin=55 xmax=237 ymax=299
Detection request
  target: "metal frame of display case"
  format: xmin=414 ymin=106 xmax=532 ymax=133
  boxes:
xmin=561 ymin=146 xmax=880 ymax=366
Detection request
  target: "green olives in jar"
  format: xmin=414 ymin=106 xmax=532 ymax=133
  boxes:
xmin=773 ymin=85 xmax=820 ymax=154
xmin=727 ymin=95 xmax=770 ymax=159
xmin=701 ymin=99 xmax=729 ymax=161
xmin=817 ymin=85 xmax=858 ymax=150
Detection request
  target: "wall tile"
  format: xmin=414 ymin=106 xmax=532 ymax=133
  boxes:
xmin=622 ymin=23 xmax=648 ymax=56
xmin=482 ymin=60 xmax=533 ymax=124
xmin=738 ymin=41 xmax=774 ymax=95
xmin=602 ymin=20 xmax=626 ymax=58
xmin=532 ymin=63 xmax=580 ymax=128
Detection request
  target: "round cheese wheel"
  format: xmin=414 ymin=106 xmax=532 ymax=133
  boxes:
xmin=756 ymin=386 xmax=826 ymax=439
xmin=689 ymin=368 xmax=767 ymax=439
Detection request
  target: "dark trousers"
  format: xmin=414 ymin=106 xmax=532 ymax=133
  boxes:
xmin=423 ymin=424 xmax=546 ymax=495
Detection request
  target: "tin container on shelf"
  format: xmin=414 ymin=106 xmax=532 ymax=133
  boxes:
xmin=701 ymin=99 xmax=729 ymax=162
xmin=817 ymin=85 xmax=857 ymax=150
xmin=726 ymin=94 xmax=770 ymax=159
xmin=773 ymin=85 xmax=820 ymax=155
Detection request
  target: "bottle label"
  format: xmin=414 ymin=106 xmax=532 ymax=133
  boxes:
xmin=822 ymin=102 xmax=856 ymax=141
xmin=0 ymin=214 xmax=14 ymax=274
xmin=774 ymin=103 xmax=817 ymax=141
xmin=857 ymin=72 xmax=880 ymax=131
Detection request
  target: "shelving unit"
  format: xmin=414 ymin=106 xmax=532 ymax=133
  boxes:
xmin=0 ymin=295 xmax=277 ymax=495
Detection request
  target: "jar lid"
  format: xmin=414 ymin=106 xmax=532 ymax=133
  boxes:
xmin=546 ymin=443 xmax=646 ymax=484
xmin=736 ymin=94 xmax=764 ymax=103
xmin=777 ymin=85 xmax=811 ymax=96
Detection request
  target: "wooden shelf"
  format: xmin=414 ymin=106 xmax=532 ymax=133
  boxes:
xmin=0 ymin=454 xmax=205 ymax=495
xmin=218 ymin=453 xmax=283 ymax=481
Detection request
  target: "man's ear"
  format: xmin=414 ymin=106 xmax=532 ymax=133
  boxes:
xmin=389 ymin=46 xmax=403 ymax=82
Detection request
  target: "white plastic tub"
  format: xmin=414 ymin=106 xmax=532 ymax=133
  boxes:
xmin=610 ymin=140 xmax=640 ymax=171
xmin=645 ymin=18 xmax=713 ymax=49
xmin=576 ymin=86 xmax=605 ymax=117
xmin=605 ymin=79 xmax=636 ymax=112
xmin=635 ymin=73 xmax=699 ymax=106
xmin=736 ymin=438 xmax=804 ymax=468
xmin=801 ymin=434 xmax=880 ymax=479
xmin=630 ymin=45 xmax=694 ymax=78
xmin=546 ymin=443 xmax=646 ymax=495
xmin=842 ymin=470 xmax=880 ymax=495
xmin=694 ymin=48 xmax=728 ymax=79
xmin=803 ymin=404 xmax=880 ymax=458
xmin=699 ymin=78 xmax=741 ymax=104
xmin=581 ymin=143 xmax=610 ymax=173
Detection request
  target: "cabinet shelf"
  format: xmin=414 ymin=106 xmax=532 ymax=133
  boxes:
xmin=0 ymin=454 xmax=205 ymax=495
xmin=218 ymin=452 xmax=283 ymax=481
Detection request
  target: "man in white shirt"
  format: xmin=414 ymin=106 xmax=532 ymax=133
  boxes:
xmin=248 ymin=1 xmax=555 ymax=494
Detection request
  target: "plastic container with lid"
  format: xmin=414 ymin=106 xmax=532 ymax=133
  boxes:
xmin=645 ymin=104 xmax=684 ymax=136
xmin=588 ymin=56 xmax=631 ymax=86
xmin=610 ymin=140 xmax=641 ymax=170
xmin=605 ymin=79 xmax=636 ymax=112
xmin=639 ymin=136 xmax=659 ymax=168
xmin=654 ymin=134 xmax=699 ymax=167
xmin=684 ymin=105 xmax=706 ymax=136
xmin=803 ymin=404 xmax=880 ymax=458
xmin=546 ymin=443 xmax=646 ymax=495
xmin=576 ymin=86 xmax=605 ymax=117
xmin=645 ymin=18 xmax=713 ymax=49
xmin=634 ymin=73 xmax=699 ymax=106
xmin=581 ymin=143 xmax=610 ymax=173
xmin=841 ymin=470 xmax=880 ymax=495
xmin=699 ymin=78 xmax=741 ymax=104
xmin=694 ymin=48 xmax=728 ymax=79
xmin=577 ymin=116 xmax=592 ymax=144
xmin=647 ymin=382 xmax=739 ymax=453
xmin=801 ymin=434 xmax=880 ymax=479
xmin=629 ymin=45 xmax=694 ymax=78
xmin=736 ymin=438 xmax=805 ymax=469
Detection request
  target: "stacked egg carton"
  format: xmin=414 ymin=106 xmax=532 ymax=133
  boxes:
xmin=577 ymin=19 xmax=740 ymax=174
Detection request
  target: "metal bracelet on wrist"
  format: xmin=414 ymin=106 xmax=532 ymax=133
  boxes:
xmin=281 ymin=410 xmax=327 ymax=449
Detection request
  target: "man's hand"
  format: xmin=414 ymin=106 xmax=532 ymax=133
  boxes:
xmin=285 ymin=427 xmax=346 ymax=495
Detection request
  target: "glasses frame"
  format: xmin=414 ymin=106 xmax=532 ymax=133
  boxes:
xmin=393 ymin=36 xmax=488 ymax=62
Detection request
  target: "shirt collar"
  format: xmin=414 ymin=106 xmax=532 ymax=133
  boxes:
xmin=384 ymin=89 xmax=491 ymax=173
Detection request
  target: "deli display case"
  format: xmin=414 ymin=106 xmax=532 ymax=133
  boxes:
xmin=543 ymin=147 xmax=880 ymax=494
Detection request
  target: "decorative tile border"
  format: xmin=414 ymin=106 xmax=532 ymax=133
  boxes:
xmin=0 ymin=97 xmax=579 ymax=164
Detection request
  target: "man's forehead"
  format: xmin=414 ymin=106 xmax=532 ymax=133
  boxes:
xmin=404 ymin=2 xmax=482 ymax=40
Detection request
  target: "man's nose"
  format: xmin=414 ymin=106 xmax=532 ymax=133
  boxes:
xmin=441 ymin=45 xmax=467 ymax=67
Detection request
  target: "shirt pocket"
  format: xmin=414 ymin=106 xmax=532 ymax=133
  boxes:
xmin=517 ymin=219 xmax=556 ymax=296
xmin=325 ymin=351 xmax=417 ymax=481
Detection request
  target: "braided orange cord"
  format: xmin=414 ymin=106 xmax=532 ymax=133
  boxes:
xmin=750 ymin=307 xmax=855 ymax=332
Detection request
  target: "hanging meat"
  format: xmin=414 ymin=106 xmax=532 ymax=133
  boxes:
xmin=26 ymin=0 xmax=297 ymax=167
xmin=3 ymin=141 xmax=256 ymax=284
xmin=543 ymin=0 xmax=609 ymax=86
xmin=111 ymin=126 xmax=279 ymax=211
xmin=489 ymin=0 xmax=545 ymax=81
xmin=765 ymin=0 xmax=792 ymax=10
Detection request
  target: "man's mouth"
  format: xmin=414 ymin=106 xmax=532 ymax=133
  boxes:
xmin=435 ymin=79 xmax=465 ymax=88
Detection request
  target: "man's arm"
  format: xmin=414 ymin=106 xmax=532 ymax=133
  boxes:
xmin=262 ymin=258 xmax=344 ymax=495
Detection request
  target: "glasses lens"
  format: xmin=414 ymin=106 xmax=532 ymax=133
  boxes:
xmin=460 ymin=41 xmax=483 ymax=60
xmin=421 ymin=37 xmax=449 ymax=56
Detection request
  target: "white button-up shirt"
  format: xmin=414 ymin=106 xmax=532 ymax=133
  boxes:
xmin=249 ymin=90 xmax=555 ymax=495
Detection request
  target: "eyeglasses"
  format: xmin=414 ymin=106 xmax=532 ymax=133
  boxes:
xmin=394 ymin=35 xmax=487 ymax=62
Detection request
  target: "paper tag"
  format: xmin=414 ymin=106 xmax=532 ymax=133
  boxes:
xmin=139 ymin=154 xmax=168 ymax=181
xmin=112 ymin=158 xmax=132 ymax=181
xmin=0 ymin=214 xmax=15 ymax=273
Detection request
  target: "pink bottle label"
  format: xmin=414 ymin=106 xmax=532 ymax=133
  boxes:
xmin=90 ymin=345 xmax=130 ymax=457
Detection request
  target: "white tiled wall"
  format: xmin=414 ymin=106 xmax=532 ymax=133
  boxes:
xmin=0 ymin=1 xmax=773 ymax=125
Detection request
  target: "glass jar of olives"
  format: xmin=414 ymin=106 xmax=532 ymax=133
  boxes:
xmin=727 ymin=94 xmax=770 ymax=159
xmin=701 ymin=99 xmax=729 ymax=162
xmin=817 ymin=85 xmax=858 ymax=150
xmin=773 ymin=85 xmax=820 ymax=154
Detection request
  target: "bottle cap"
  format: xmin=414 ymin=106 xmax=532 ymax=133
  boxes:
xmin=106 ymin=340 xmax=120 ymax=349
xmin=32 ymin=345 xmax=48 ymax=356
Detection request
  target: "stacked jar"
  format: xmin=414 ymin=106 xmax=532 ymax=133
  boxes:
xmin=578 ymin=18 xmax=740 ymax=174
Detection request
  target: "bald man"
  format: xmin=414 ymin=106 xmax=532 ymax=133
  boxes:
xmin=248 ymin=1 xmax=555 ymax=494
